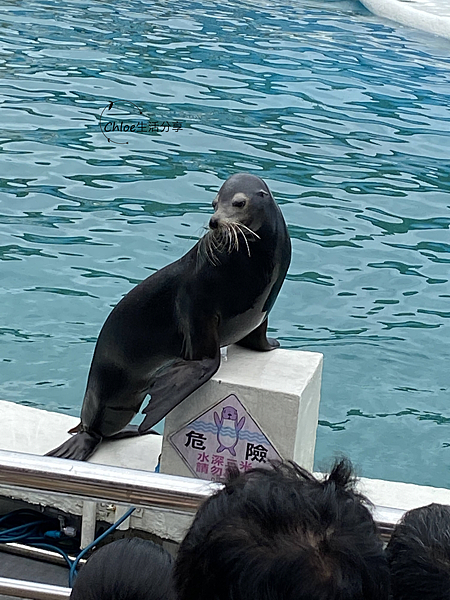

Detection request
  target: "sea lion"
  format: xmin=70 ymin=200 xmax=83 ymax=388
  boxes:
xmin=46 ymin=173 xmax=291 ymax=461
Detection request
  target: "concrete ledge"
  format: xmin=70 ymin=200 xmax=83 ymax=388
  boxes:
xmin=359 ymin=476 xmax=450 ymax=512
xmin=0 ymin=400 xmax=162 ymax=472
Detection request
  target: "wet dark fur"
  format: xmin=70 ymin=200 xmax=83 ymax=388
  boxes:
xmin=46 ymin=173 xmax=291 ymax=461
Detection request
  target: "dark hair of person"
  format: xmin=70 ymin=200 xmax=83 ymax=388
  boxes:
xmin=175 ymin=459 xmax=389 ymax=600
xmin=70 ymin=537 xmax=175 ymax=600
xmin=387 ymin=503 xmax=450 ymax=600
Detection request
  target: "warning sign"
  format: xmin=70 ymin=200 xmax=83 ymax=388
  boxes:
xmin=169 ymin=394 xmax=282 ymax=481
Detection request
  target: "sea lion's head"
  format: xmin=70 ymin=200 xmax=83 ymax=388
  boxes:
xmin=201 ymin=173 xmax=276 ymax=265
xmin=209 ymin=173 xmax=274 ymax=233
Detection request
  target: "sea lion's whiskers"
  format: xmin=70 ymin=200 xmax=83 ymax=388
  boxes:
xmin=223 ymin=231 xmax=231 ymax=253
xmin=215 ymin=230 xmax=227 ymax=255
xmin=217 ymin=227 xmax=231 ymax=259
xmin=206 ymin=241 xmax=217 ymax=266
xmin=226 ymin=225 xmax=235 ymax=254
xmin=202 ymin=231 xmax=220 ymax=266
xmin=197 ymin=234 xmax=206 ymax=265
xmin=210 ymin=231 xmax=220 ymax=250
xmin=200 ymin=220 xmax=256 ymax=265
xmin=238 ymin=223 xmax=261 ymax=240
xmin=211 ymin=234 xmax=223 ymax=265
xmin=203 ymin=238 xmax=213 ymax=266
xmin=199 ymin=228 xmax=212 ymax=262
xmin=222 ymin=225 xmax=231 ymax=254
xmin=235 ymin=223 xmax=251 ymax=258
xmin=230 ymin=223 xmax=240 ymax=252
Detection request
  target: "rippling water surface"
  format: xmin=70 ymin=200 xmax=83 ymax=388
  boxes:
xmin=1 ymin=0 xmax=450 ymax=487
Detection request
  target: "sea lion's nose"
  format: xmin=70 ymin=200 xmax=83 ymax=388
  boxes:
xmin=209 ymin=216 xmax=219 ymax=229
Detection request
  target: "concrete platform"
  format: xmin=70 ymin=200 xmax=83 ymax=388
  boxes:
xmin=360 ymin=0 xmax=450 ymax=39
xmin=0 ymin=400 xmax=162 ymax=472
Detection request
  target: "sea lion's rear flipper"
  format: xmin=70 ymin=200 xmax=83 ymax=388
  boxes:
xmin=139 ymin=353 xmax=220 ymax=434
xmin=236 ymin=318 xmax=280 ymax=351
xmin=68 ymin=421 xmax=83 ymax=434
xmin=108 ymin=424 xmax=160 ymax=439
xmin=45 ymin=431 xmax=102 ymax=461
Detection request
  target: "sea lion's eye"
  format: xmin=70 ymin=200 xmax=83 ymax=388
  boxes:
xmin=257 ymin=190 xmax=268 ymax=197
xmin=232 ymin=200 xmax=246 ymax=208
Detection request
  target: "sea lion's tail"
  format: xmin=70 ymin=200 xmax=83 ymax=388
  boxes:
xmin=45 ymin=431 xmax=102 ymax=461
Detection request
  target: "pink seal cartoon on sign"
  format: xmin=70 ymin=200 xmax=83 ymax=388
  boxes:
xmin=213 ymin=406 xmax=245 ymax=456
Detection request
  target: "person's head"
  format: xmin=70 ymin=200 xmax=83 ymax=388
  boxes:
xmin=387 ymin=503 xmax=450 ymax=600
xmin=70 ymin=537 xmax=175 ymax=600
xmin=175 ymin=459 xmax=389 ymax=600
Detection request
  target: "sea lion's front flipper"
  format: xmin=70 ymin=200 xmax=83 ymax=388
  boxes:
xmin=139 ymin=353 xmax=220 ymax=434
xmin=236 ymin=318 xmax=279 ymax=351
xmin=45 ymin=431 xmax=102 ymax=461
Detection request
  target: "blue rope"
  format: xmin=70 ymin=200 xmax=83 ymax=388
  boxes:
xmin=31 ymin=543 xmax=74 ymax=570
xmin=0 ymin=506 xmax=136 ymax=587
xmin=68 ymin=506 xmax=136 ymax=586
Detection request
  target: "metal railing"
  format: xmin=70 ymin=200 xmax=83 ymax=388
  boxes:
xmin=0 ymin=450 xmax=406 ymax=524
xmin=0 ymin=449 xmax=216 ymax=511
xmin=372 ymin=504 xmax=405 ymax=541
xmin=0 ymin=449 xmax=405 ymax=599
xmin=0 ymin=449 xmax=217 ymax=599
xmin=0 ymin=577 xmax=70 ymax=599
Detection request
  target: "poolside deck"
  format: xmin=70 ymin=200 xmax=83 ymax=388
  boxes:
xmin=360 ymin=0 xmax=450 ymax=39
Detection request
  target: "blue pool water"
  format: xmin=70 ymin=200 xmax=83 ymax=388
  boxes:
xmin=1 ymin=0 xmax=449 ymax=487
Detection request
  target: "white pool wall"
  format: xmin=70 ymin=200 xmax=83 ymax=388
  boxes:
xmin=360 ymin=0 xmax=450 ymax=39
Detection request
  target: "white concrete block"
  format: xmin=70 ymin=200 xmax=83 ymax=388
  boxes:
xmin=160 ymin=345 xmax=323 ymax=479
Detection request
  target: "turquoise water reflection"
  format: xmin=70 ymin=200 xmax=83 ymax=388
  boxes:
xmin=1 ymin=0 xmax=450 ymax=487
